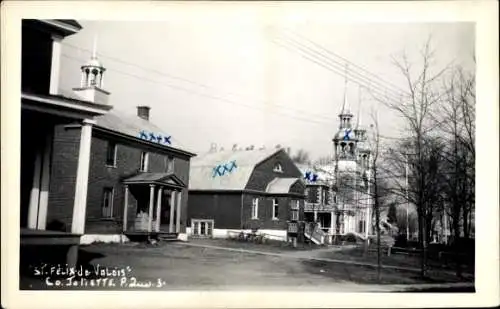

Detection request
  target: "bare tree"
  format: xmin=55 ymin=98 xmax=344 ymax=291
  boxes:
xmin=292 ymin=148 xmax=311 ymax=165
xmin=429 ymin=64 xmax=475 ymax=276
xmin=368 ymin=38 xmax=452 ymax=278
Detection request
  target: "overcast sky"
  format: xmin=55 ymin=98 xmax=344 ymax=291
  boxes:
xmin=59 ymin=20 xmax=475 ymax=159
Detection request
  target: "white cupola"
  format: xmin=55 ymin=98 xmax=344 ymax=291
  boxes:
xmin=73 ymin=36 xmax=110 ymax=105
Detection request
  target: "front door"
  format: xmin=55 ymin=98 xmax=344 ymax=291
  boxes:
xmin=160 ymin=190 xmax=173 ymax=232
xmin=191 ymin=219 xmax=214 ymax=237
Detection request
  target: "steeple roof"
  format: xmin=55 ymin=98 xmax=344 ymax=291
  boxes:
xmin=339 ymin=72 xmax=353 ymax=117
xmin=83 ymin=36 xmax=104 ymax=68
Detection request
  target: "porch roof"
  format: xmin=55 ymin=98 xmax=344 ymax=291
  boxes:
xmin=265 ymin=177 xmax=303 ymax=194
xmin=123 ymin=172 xmax=186 ymax=188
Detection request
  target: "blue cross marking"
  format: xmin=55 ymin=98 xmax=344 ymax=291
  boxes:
xmin=149 ymin=132 xmax=156 ymax=142
xmin=138 ymin=130 xmax=172 ymax=145
xmin=212 ymin=165 xmax=225 ymax=178
xmin=304 ymin=171 xmax=318 ymax=182
xmin=343 ymin=129 xmax=352 ymax=141
xmin=139 ymin=131 xmax=148 ymax=140
xmin=212 ymin=161 xmax=237 ymax=178
xmin=156 ymin=134 xmax=163 ymax=143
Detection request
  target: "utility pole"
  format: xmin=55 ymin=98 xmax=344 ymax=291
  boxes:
xmin=405 ymin=153 xmax=410 ymax=241
xmin=365 ymin=157 xmax=371 ymax=242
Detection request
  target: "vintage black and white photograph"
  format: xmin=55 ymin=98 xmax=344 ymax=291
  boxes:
xmin=2 ymin=1 xmax=499 ymax=308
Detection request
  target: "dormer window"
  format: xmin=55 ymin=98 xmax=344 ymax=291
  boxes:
xmin=273 ymin=163 xmax=283 ymax=173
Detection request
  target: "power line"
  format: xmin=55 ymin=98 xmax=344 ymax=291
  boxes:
xmin=279 ymin=27 xmax=411 ymax=97
xmin=62 ymin=53 xmax=343 ymax=129
xmin=271 ymin=35 xmax=405 ymax=107
xmin=62 ymin=42 xmax=340 ymax=124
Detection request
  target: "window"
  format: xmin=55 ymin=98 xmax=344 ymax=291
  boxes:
xmin=322 ymin=187 xmax=328 ymax=204
xmin=290 ymin=199 xmax=299 ymax=221
xmin=273 ymin=163 xmax=283 ymax=173
xmin=106 ymin=141 xmax=117 ymax=166
xmin=140 ymin=152 xmax=149 ymax=172
xmin=251 ymin=198 xmax=259 ymax=219
xmin=191 ymin=219 xmax=214 ymax=237
xmin=102 ymin=187 xmax=114 ymax=218
xmin=358 ymin=220 xmax=366 ymax=233
xmin=165 ymin=156 xmax=174 ymax=173
xmin=272 ymin=198 xmax=279 ymax=220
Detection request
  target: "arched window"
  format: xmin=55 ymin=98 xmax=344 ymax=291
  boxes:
xmin=273 ymin=162 xmax=283 ymax=173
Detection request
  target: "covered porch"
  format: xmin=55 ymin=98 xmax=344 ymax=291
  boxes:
xmin=122 ymin=172 xmax=186 ymax=241
xmin=20 ymin=92 xmax=111 ymax=269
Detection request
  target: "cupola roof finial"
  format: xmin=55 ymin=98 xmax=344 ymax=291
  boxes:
xmin=356 ymin=85 xmax=363 ymax=128
xmin=340 ymin=64 xmax=352 ymax=116
xmin=92 ymin=35 xmax=98 ymax=59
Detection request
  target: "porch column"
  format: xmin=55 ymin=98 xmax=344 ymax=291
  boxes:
xmin=175 ymin=190 xmax=182 ymax=233
xmin=49 ymin=35 xmax=62 ymax=95
xmin=169 ymin=191 xmax=176 ymax=233
xmin=148 ymin=184 xmax=155 ymax=232
xmin=123 ymin=185 xmax=129 ymax=232
xmin=365 ymin=204 xmax=371 ymax=239
xmin=27 ymin=150 xmax=42 ymax=229
xmin=313 ymin=210 xmax=318 ymax=222
xmin=37 ymin=131 xmax=53 ymax=230
xmin=71 ymin=119 xmax=95 ymax=234
xmin=155 ymin=187 xmax=163 ymax=232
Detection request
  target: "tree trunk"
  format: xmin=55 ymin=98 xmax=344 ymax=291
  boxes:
xmin=374 ymin=193 xmax=381 ymax=281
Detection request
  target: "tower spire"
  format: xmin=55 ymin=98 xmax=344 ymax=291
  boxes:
xmin=341 ymin=64 xmax=349 ymax=114
xmin=356 ymin=86 xmax=362 ymax=128
xmin=91 ymin=35 xmax=98 ymax=59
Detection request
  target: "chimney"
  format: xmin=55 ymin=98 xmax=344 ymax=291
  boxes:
xmin=137 ymin=106 xmax=150 ymax=121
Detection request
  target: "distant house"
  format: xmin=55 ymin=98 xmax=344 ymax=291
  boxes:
xmin=187 ymin=148 xmax=306 ymax=241
xmin=296 ymin=164 xmax=337 ymax=234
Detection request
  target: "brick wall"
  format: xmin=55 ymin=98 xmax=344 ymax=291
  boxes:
xmin=85 ymin=132 xmax=192 ymax=234
xmin=46 ymin=124 xmax=81 ymax=231
xmin=241 ymin=194 xmax=304 ymax=231
xmin=48 ymin=126 xmax=192 ymax=234
xmin=187 ymin=192 xmax=241 ymax=230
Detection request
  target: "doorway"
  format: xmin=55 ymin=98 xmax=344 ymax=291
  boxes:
xmin=191 ymin=219 xmax=214 ymax=237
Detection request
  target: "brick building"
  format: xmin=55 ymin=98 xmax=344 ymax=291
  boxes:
xmin=187 ymin=148 xmax=305 ymax=241
xmin=21 ymin=19 xmax=196 ymax=251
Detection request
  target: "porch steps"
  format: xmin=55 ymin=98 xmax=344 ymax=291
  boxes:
xmin=158 ymin=233 xmax=179 ymax=241
xmin=304 ymin=223 xmax=326 ymax=245
xmin=124 ymin=231 xmax=179 ymax=243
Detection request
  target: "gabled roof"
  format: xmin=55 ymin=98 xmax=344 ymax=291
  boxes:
xmin=94 ymin=109 xmax=196 ymax=157
xmin=57 ymin=89 xmax=196 ymax=157
xmin=189 ymin=148 xmax=284 ymax=191
xmin=266 ymin=177 xmax=303 ymax=194
xmin=123 ymin=172 xmax=186 ymax=188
